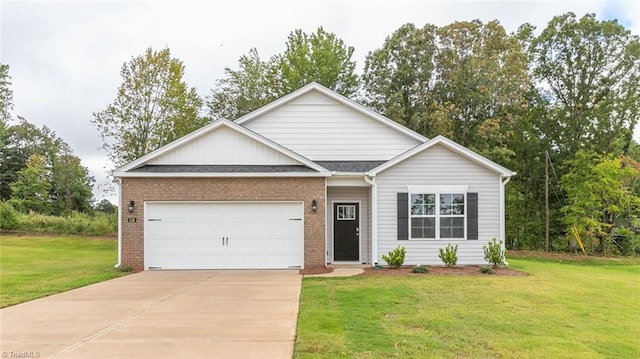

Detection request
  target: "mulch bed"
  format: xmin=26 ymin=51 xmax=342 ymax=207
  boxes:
xmin=299 ymin=267 xmax=334 ymax=275
xmin=362 ymin=265 xmax=526 ymax=276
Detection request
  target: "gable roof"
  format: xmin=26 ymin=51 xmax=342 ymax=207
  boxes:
xmin=367 ymin=135 xmax=516 ymax=177
xmin=112 ymin=119 xmax=330 ymax=177
xmin=234 ymin=82 xmax=428 ymax=143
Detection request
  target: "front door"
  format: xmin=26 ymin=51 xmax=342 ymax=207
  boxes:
xmin=334 ymin=203 xmax=359 ymax=261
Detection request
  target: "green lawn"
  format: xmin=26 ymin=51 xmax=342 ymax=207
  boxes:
xmin=0 ymin=235 xmax=128 ymax=308
xmin=294 ymin=253 xmax=640 ymax=358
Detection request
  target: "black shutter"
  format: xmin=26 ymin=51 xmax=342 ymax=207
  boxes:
xmin=397 ymin=192 xmax=409 ymax=240
xmin=467 ymin=192 xmax=478 ymax=240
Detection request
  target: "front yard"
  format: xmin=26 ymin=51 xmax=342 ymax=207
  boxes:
xmin=294 ymin=253 xmax=640 ymax=358
xmin=0 ymin=235 xmax=128 ymax=308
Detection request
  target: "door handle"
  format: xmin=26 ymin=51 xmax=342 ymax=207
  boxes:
xmin=226 ymin=237 xmax=229 ymax=246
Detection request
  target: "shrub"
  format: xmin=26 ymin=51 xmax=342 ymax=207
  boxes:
xmin=0 ymin=202 xmax=19 ymax=230
xmin=480 ymin=267 xmax=495 ymax=275
xmin=438 ymin=243 xmax=458 ymax=267
xmin=412 ymin=264 xmax=428 ymax=273
xmin=484 ymin=238 xmax=508 ymax=268
xmin=382 ymin=246 xmax=406 ymax=268
xmin=15 ymin=211 xmax=117 ymax=235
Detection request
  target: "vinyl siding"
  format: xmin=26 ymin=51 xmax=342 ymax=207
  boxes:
xmin=375 ymin=144 xmax=502 ymax=265
xmin=244 ymin=91 xmax=421 ymax=161
xmin=327 ymin=187 xmax=370 ymax=263
xmin=148 ymin=126 xmax=299 ymax=165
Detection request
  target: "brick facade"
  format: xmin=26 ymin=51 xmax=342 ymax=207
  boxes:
xmin=120 ymin=177 xmax=326 ymax=271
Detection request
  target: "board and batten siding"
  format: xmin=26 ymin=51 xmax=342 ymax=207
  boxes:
xmin=243 ymin=91 xmax=422 ymax=161
xmin=327 ymin=187 xmax=371 ymax=263
xmin=375 ymin=144 xmax=502 ymax=265
xmin=148 ymin=126 xmax=299 ymax=165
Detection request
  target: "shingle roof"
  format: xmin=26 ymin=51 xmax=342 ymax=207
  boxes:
xmin=129 ymin=165 xmax=318 ymax=173
xmin=314 ymin=161 xmax=387 ymax=172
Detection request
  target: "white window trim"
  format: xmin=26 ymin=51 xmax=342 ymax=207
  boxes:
xmin=408 ymin=190 xmax=467 ymax=240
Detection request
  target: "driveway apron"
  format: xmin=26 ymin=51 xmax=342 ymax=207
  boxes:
xmin=0 ymin=270 xmax=302 ymax=358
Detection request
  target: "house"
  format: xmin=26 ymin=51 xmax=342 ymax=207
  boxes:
xmin=112 ymin=83 xmax=515 ymax=271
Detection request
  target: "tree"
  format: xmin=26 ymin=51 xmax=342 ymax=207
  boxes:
xmin=206 ymin=48 xmax=277 ymax=121
xmin=361 ymin=23 xmax=438 ymax=132
xmin=561 ymin=151 xmax=640 ymax=254
xmin=94 ymin=199 xmax=117 ymax=214
xmin=92 ymin=47 xmax=206 ymax=167
xmin=50 ymin=154 xmax=94 ymax=215
xmin=10 ymin=154 xmax=52 ymax=214
xmin=274 ymin=27 xmax=358 ymax=97
xmin=531 ymin=13 xmax=640 ymax=158
xmin=206 ymin=27 xmax=358 ymax=120
xmin=0 ymin=63 xmax=12 ymax=126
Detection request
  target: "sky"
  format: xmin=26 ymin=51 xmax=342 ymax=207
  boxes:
xmin=2 ymin=0 xmax=639 ymax=203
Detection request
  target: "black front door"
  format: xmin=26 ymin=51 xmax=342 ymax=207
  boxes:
xmin=334 ymin=203 xmax=359 ymax=261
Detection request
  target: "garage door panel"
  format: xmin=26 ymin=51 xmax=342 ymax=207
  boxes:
xmin=145 ymin=202 xmax=303 ymax=269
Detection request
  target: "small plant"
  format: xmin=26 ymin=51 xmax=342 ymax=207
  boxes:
xmin=483 ymin=238 xmax=508 ymax=268
xmin=479 ymin=267 xmax=495 ymax=275
xmin=382 ymin=246 xmax=406 ymax=268
xmin=412 ymin=264 xmax=429 ymax=273
xmin=438 ymin=243 xmax=458 ymax=267
xmin=115 ymin=266 xmax=133 ymax=273
xmin=0 ymin=202 xmax=19 ymax=230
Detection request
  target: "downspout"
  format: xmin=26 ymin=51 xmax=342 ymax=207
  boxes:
xmin=364 ymin=174 xmax=378 ymax=266
xmin=114 ymin=178 xmax=122 ymax=268
xmin=500 ymin=176 xmax=512 ymax=246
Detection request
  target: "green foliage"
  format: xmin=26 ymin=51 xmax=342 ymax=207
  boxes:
xmin=561 ymin=151 xmax=640 ymax=254
xmin=382 ymin=246 xmax=406 ymax=268
xmin=93 ymin=47 xmax=206 ymax=167
xmin=484 ymin=239 xmax=508 ymax=268
xmin=13 ymin=211 xmax=117 ymax=236
xmin=10 ymin=154 xmax=52 ymax=214
xmin=275 ymin=27 xmax=358 ymax=97
xmin=411 ymin=264 xmax=429 ymax=273
xmin=94 ymin=199 xmax=117 ymax=214
xmin=0 ymin=201 xmax=18 ymax=230
xmin=207 ymin=27 xmax=358 ymax=120
xmin=479 ymin=267 xmax=495 ymax=275
xmin=531 ymin=13 xmax=640 ymax=157
xmin=0 ymin=63 xmax=13 ymax=125
xmin=438 ymin=243 xmax=459 ymax=267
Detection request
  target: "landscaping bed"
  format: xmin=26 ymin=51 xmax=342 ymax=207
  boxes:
xmin=362 ymin=265 xmax=526 ymax=276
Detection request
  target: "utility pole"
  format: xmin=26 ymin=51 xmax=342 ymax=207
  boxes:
xmin=545 ymin=151 xmax=550 ymax=252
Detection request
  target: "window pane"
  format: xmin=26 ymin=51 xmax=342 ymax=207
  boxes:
xmin=425 ymin=194 xmax=435 ymax=204
xmin=452 ymin=228 xmax=464 ymax=238
xmin=425 ymin=204 xmax=435 ymax=215
xmin=411 ymin=194 xmax=422 ymax=205
xmin=441 ymin=227 xmax=452 ymax=238
xmin=441 ymin=217 xmax=451 ymax=226
xmin=440 ymin=194 xmax=451 ymax=205
xmin=451 ymin=204 xmax=464 ymax=215
xmin=451 ymin=217 xmax=464 ymax=227
xmin=411 ymin=217 xmax=435 ymax=239
xmin=440 ymin=204 xmax=451 ymax=215
xmin=411 ymin=205 xmax=423 ymax=215
xmin=452 ymin=194 xmax=465 ymax=204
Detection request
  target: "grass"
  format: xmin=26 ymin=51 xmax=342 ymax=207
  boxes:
xmin=294 ymin=253 xmax=640 ymax=358
xmin=0 ymin=235 xmax=129 ymax=308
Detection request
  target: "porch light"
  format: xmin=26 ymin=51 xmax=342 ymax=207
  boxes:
xmin=128 ymin=200 xmax=135 ymax=213
xmin=311 ymin=199 xmax=318 ymax=212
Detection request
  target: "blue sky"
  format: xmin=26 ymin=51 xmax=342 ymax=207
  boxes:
xmin=2 ymin=0 xmax=639 ymax=202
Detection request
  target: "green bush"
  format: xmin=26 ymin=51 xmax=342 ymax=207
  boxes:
xmin=438 ymin=243 xmax=458 ymax=267
xmin=0 ymin=202 xmax=19 ymax=230
xmin=382 ymin=246 xmax=406 ymax=268
xmin=14 ymin=211 xmax=117 ymax=236
xmin=484 ymin=238 xmax=508 ymax=268
xmin=411 ymin=264 xmax=428 ymax=273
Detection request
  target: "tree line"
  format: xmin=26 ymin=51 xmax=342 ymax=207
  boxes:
xmin=3 ymin=12 xmax=640 ymax=253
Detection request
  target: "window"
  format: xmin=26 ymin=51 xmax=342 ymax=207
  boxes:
xmin=337 ymin=205 xmax=356 ymax=220
xmin=410 ymin=193 xmax=465 ymax=239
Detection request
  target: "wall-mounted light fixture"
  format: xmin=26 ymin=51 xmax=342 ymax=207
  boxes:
xmin=128 ymin=200 xmax=135 ymax=214
xmin=311 ymin=199 xmax=318 ymax=212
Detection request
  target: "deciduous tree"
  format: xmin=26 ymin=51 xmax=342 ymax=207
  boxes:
xmin=93 ymin=47 xmax=205 ymax=167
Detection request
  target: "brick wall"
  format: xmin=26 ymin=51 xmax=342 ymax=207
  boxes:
xmin=120 ymin=177 xmax=326 ymax=271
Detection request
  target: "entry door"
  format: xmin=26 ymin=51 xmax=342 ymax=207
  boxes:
xmin=334 ymin=203 xmax=359 ymax=261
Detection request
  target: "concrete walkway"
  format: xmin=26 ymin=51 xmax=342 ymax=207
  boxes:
xmin=0 ymin=270 xmax=301 ymax=359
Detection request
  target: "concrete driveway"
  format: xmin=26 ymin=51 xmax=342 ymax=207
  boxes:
xmin=0 ymin=270 xmax=302 ymax=358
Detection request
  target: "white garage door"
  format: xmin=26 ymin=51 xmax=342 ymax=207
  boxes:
xmin=145 ymin=202 xmax=303 ymax=269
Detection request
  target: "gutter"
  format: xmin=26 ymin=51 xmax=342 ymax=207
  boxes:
xmin=363 ymin=174 xmax=378 ymax=266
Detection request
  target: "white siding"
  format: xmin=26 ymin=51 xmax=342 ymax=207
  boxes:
xmin=375 ymin=144 xmax=501 ymax=265
xmin=149 ymin=126 xmax=299 ymax=165
xmin=327 ymin=187 xmax=370 ymax=263
xmin=244 ymin=91 xmax=421 ymax=161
